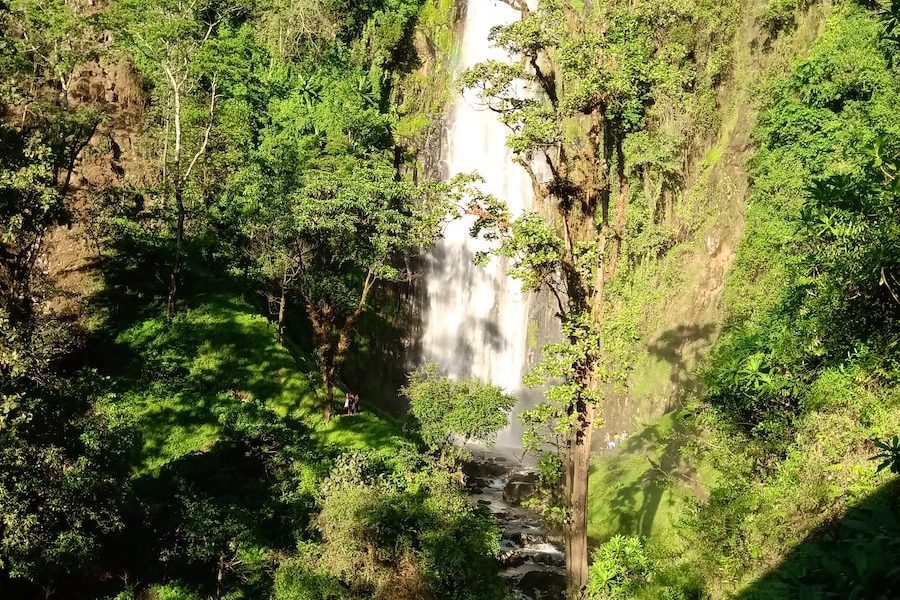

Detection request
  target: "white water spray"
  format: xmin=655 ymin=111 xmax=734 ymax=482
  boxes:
xmin=421 ymin=0 xmax=539 ymax=448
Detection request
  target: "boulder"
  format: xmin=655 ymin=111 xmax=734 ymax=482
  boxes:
xmin=463 ymin=458 xmax=509 ymax=480
xmin=503 ymin=472 xmax=538 ymax=505
xmin=517 ymin=569 xmax=566 ymax=599
xmin=467 ymin=477 xmax=490 ymax=491
xmin=500 ymin=549 xmax=529 ymax=568
xmin=533 ymin=552 xmax=565 ymax=568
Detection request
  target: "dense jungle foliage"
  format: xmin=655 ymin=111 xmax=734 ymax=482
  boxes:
xmin=586 ymin=1 xmax=900 ymax=598
xmin=1 ymin=0 xmax=898 ymax=598
xmin=0 ymin=0 xmax=510 ymax=598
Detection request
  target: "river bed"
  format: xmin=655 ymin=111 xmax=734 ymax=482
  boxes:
xmin=465 ymin=450 xmax=566 ymax=599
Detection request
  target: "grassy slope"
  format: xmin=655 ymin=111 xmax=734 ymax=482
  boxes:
xmin=588 ymin=412 xmax=716 ymax=549
xmin=102 ymin=293 xmax=408 ymax=473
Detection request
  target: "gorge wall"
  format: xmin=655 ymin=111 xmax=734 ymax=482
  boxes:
xmin=406 ymin=0 xmax=834 ymax=454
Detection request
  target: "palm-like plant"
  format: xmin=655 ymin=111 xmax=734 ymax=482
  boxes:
xmin=296 ymin=73 xmax=321 ymax=113
xmin=356 ymin=75 xmax=379 ymax=109
xmin=881 ymin=0 xmax=900 ymax=41
xmin=873 ymin=436 xmax=900 ymax=475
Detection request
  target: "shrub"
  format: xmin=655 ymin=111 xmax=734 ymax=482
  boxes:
xmin=586 ymin=535 xmax=654 ymax=599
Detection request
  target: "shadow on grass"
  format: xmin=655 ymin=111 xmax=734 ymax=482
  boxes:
xmin=586 ymin=323 xmax=719 ymax=543
xmin=735 ymin=478 xmax=900 ymax=599
xmin=647 ymin=323 xmax=717 ymax=403
xmin=589 ymin=411 xmax=708 ymax=545
xmin=86 ymin=230 xmax=411 ymax=469
xmin=76 ymin=230 xmax=413 ymax=575
xmin=100 ymin=295 xmax=312 ymax=468
xmin=101 ymin=407 xmax=322 ymax=598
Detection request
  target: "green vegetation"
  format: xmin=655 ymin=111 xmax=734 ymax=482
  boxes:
xmin=3 ymin=0 xmax=900 ymax=597
xmin=107 ymin=294 xmax=410 ymax=472
xmin=585 ymin=536 xmax=654 ymax=600
xmin=587 ymin=412 xmax=712 ymax=547
xmin=403 ymin=362 xmax=515 ymax=451
xmin=685 ymin=3 xmax=900 ymax=594
xmin=583 ymin=1 xmax=900 ymax=598
xmin=0 ymin=0 xmax=510 ymax=597
xmin=274 ymin=452 xmax=506 ymax=600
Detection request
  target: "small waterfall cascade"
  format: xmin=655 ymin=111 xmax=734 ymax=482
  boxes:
xmin=420 ymin=0 xmax=537 ymax=448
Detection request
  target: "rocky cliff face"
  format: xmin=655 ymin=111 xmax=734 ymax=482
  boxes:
xmin=593 ymin=0 xmax=832 ymax=449
xmin=43 ymin=56 xmax=145 ymax=319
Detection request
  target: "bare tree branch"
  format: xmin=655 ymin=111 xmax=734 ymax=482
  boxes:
xmin=183 ymin=74 xmax=218 ymax=182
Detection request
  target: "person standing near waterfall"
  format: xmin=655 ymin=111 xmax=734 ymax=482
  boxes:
xmin=343 ymin=392 xmax=360 ymax=415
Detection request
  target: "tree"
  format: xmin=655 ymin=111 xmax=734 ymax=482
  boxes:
xmin=275 ymin=160 xmax=446 ymax=420
xmin=459 ymin=0 xmax=656 ymax=590
xmin=0 ymin=128 xmax=67 ymax=321
xmin=241 ymin=150 xmax=445 ymax=422
xmin=1 ymin=0 xmax=95 ymax=125
xmin=0 ymin=372 xmax=134 ymax=591
xmin=111 ymin=0 xmax=228 ymax=319
xmin=256 ymin=0 xmax=341 ymax=60
xmin=402 ymin=362 xmax=515 ymax=451
xmin=237 ymin=65 xmax=450 ymax=420
xmin=0 ymin=123 xmax=129 ymax=600
xmin=0 ymin=2 xmax=136 ymax=590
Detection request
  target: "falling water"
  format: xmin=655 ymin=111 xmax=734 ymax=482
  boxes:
xmin=421 ymin=0 xmax=540 ymax=448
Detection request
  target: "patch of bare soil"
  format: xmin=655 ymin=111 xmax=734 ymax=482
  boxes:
xmin=42 ymin=57 xmax=145 ymax=319
xmin=42 ymin=208 xmax=99 ymax=319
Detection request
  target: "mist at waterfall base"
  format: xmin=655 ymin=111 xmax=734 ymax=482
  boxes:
xmin=420 ymin=0 xmax=551 ymax=452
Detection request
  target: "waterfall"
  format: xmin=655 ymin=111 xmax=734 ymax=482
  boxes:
xmin=421 ymin=0 xmax=540 ymax=448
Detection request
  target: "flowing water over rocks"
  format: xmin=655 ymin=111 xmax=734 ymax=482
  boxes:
xmin=465 ymin=451 xmax=566 ymax=599
xmin=417 ymin=2 xmax=566 ymax=591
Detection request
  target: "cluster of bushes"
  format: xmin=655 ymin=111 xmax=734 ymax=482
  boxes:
xmin=1 ymin=369 xmax=507 ymax=598
xmin=108 ymin=407 xmax=505 ymax=599
xmin=274 ymin=451 xmax=505 ymax=600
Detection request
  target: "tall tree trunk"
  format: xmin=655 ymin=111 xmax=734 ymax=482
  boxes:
xmin=319 ymin=270 xmax=374 ymax=420
xmin=323 ymin=370 xmax=334 ymax=422
xmin=164 ymin=66 xmax=183 ymax=322
xmin=276 ymin=279 xmax=287 ymax=341
xmin=167 ymin=185 xmax=185 ymax=320
xmin=566 ymin=401 xmax=595 ymax=594
xmin=162 ymin=69 xmax=215 ymax=321
xmin=319 ymin=308 xmax=365 ymax=423
xmin=307 ymin=300 xmax=338 ymax=421
xmin=564 ymin=446 xmax=575 ymax=585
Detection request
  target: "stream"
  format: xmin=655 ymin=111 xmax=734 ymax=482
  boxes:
xmin=465 ymin=449 xmax=566 ymax=599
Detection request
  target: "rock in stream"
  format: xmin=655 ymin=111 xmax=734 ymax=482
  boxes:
xmin=465 ymin=452 xmax=566 ymax=599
